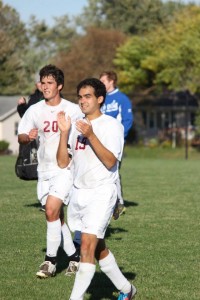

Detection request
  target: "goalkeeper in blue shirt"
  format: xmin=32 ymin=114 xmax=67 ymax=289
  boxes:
xmin=100 ymin=71 xmax=133 ymax=218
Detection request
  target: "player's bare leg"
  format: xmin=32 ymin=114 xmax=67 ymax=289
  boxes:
xmin=36 ymin=196 xmax=79 ymax=278
xmin=69 ymin=236 xmax=136 ymax=299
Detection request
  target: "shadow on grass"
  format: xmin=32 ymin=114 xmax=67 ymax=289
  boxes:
xmin=87 ymin=270 xmax=137 ymax=300
xmin=39 ymin=247 xmax=70 ymax=273
xmin=24 ymin=199 xmax=139 ymax=210
xmin=57 ymin=247 xmax=70 ymax=273
xmin=56 ymin=248 xmax=137 ymax=300
xmin=105 ymin=225 xmax=127 ymax=240
xmin=123 ymin=199 xmax=139 ymax=208
xmin=41 ymin=226 xmax=129 ymax=272
xmin=24 ymin=201 xmax=41 ymax=208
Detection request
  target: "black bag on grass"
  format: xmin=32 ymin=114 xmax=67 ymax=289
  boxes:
xmin=15 ymin=140 xmax=38 ymax=180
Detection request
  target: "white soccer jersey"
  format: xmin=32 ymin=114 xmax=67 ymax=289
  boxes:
xmin=69 ymin=114 xmax=124 ymax=189
xmin=18 ymin=99 xmax=83 ymax=176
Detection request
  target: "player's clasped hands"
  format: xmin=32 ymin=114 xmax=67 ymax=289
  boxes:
xmin=76 ymin=118 xmax=94 ymax=139
xmin=57 ymin=111 xmax=71 ymax=132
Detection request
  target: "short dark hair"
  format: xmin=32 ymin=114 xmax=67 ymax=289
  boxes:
xmin=99 ymin=71 xmax=118 ymax=86
xmin=39 ymin=64 xmax=64 ymax=89
xmin=77 ymin=78 xmax=106 ymax=106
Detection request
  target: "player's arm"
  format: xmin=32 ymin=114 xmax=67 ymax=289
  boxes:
xmin=18 ymin=128 xmax=38 ymax=144
xmin=76 ymin=119 xmax=117 ymax=169
xmin=89 ymin=134 xmax=117 ymax=169
xmin=56 ymin=111 xmax=71 ymax=168
xmin=18 ymin=106 xmax=38 ymax=144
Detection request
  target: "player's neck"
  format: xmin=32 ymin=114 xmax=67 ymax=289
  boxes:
xmin=107 ymin=86 xmax=115 ymax=93
xmin=45 ymin=95 xmax=62 ymax=106
xmin=86 ymin=111 xmax=102 ymax=121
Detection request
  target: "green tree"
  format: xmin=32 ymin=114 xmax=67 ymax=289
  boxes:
xmin=147 ymin=5 xmax=200 ymax=93
xmin=76 ymin=0 xmax=185 ymax=34
xmin=0 ymin=0 xmax=78 ymax=95
xmin=27 ymin=15 xmax=77 ymax=57
xmin=25 ymin=15 xmax=78 ymax=79
xmin=0 ymin=1 xmax=29 ymax=94
xmin=53 ymin=27 xmax=126 ymax=98
xmin=114 ymin=5 xmax=200 ymax=95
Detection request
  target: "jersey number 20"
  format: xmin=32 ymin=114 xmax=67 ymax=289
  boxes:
xmin=44 ymin=121 xmax=58 ymax=132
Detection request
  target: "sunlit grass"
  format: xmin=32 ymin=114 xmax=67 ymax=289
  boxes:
xmin=0 ymin=149 xmax=200 ymax=300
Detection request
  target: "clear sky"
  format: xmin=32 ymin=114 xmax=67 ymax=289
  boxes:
xmin=2 ymin=0 xmax=200 ymax=26
xmin=2 ymin=0 xmax=88 ymax=26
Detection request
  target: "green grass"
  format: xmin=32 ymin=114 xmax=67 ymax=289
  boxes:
xmin=0 ymin=147 xmax=200 ymax=300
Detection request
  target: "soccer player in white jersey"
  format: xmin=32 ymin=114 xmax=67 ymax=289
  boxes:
xmin=18 ymin=65 xmax=82 ymax=278
xmin=56 ymin=78 xmax=137 ymax=300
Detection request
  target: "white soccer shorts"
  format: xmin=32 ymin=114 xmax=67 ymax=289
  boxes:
xmin=37 ymin=168 xmax=73 ymax=206
xmin=67 ymin=184 xmax=117 ymax=239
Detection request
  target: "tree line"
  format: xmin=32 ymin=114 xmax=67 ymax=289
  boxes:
xmin=0 ymin=0 xmax=199 ymax=100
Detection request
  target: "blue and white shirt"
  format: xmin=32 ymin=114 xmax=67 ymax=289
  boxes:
xmin=101 ymin=88 xmax=133 ymax=139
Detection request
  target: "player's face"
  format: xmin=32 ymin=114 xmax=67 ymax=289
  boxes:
xmin=41 ymin=75 xmax=62 ymax=101
xmin=78 ymin=86 xmax=103 ymax=117
xmin=100 ymin=75 xmax=114 ymax=92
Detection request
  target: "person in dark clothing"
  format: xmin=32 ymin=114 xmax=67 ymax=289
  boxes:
xmin=17 ymin=76 xmax=43 ymax=118
xmin=16 ymin=75 xmax=44 ymax=210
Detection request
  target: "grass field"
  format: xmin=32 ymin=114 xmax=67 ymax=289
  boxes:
xmin=0 ymin=147 xmax=200 ymax=300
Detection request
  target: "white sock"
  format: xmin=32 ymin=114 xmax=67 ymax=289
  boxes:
xmin=70 ymin=262 xmax=96 ymax=300
xmin=46 ymin=219 xmax=61 ymax=257
xmin=61 ymin=223 xmax=76 ymax=256
xmin=99 ymin=250 xmax=131 ymax=293
xmin=116 ymin=177 xmax=124 ymax=205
